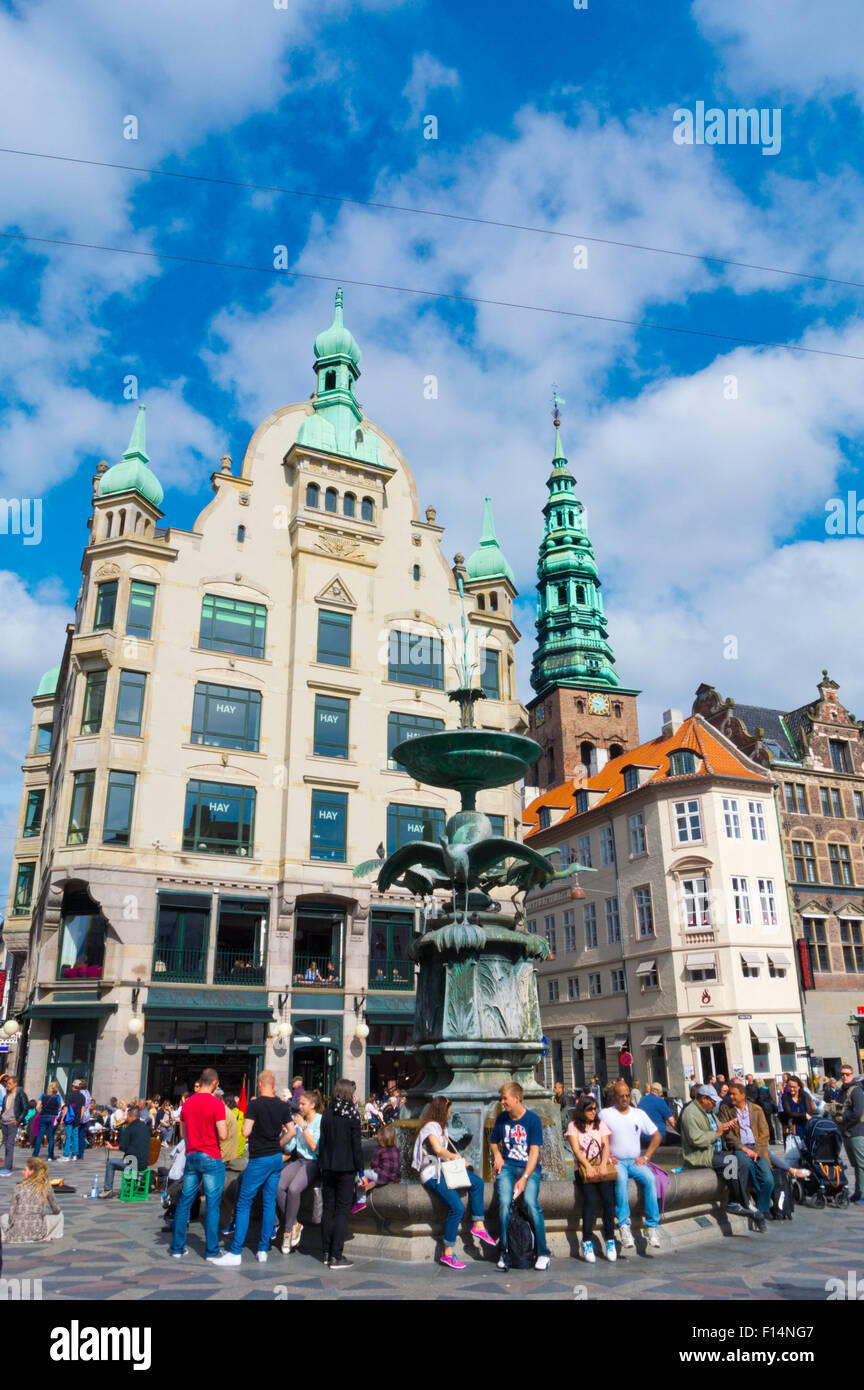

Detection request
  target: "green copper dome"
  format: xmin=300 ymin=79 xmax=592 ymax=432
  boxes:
xmin=313 ymin=288 xmax=361 ymax=367
xmin=36 ymin=663 xmax=60 ymax=698
xmin=466 ymin=498 xmax=516 ymax=587
xmin=98 ymin=406 xmax=164 ymax=508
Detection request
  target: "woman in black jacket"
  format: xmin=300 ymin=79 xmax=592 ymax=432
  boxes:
xmin=318 ymin=1078 xmax=363 ymax=1269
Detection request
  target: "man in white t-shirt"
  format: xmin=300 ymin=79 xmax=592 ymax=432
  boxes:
xmin=600 ymin=1079 xmax=662 ymax=1251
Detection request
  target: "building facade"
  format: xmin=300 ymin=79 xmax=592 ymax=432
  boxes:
xmin=525 ymin=415 xmax=639 ymax=798
xmin=694 ymin=674 xmax=864 ymax=1077
xmin=4 ymin=291 xmax=527 ymax=1102
xmin=524 ymin=711 xmax=806 ymax=1099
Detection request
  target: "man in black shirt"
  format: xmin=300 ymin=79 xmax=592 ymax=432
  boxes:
xmin=211 ymin=1071 xmax=292 ymax=1266
xmin=99 ymin=1105 xmax=152 ymax=1197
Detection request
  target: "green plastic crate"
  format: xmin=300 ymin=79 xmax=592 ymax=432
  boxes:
xmin=119 ymin=1168 xmax=151 ymax=1202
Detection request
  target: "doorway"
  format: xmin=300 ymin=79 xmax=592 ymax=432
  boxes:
xmin=290 ymin=1016 xmax=341 ymax=1095
xmin=697 ymin=1041 xmax=729 ymax=1081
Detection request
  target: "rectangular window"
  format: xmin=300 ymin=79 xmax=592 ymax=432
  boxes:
xmin=840 ymin=921 xmax=864 ymax=973
xmin=13 ymin=862 xmax=35 ymax=913
xmin=387 ymin=803 xmax=446 ymax=856
xmin=538 ymin=807 xmax=551 ymax=830
xmin=674 ymin=798 xmax=702 ymax=843
xmin=611 ymin=968 xmax=625 ymax=995
xmin=628 ymin=812 xmax=646 ymax=855
xmin=830 ymin=740 xmax=852 ymax=775
xmin=731 ymin=876 xmax=752 ymax=926
xmin=855 ymin=791 xmax=864 ymax=820
xmin=387 ymin=711 xmax=444 ymax=768
xmin=480 ymin=648 xmax=500 ymax=700
xmin=544 ymin=915 xmax=557 ymax=954
xmin=577 ymin=833 xmax=592 ymax=868
xmin=749 ymin=800 xmax=767 ymax=841
xmin=768 ymin=961 xmax=786 ymax=979
xmin=199 ymin=594 xmax=267 ymax=659
xmin=183 ymin=779 xmax=256 ymax=857
xmin=803 ymin=918 xmax=830 ymax=971
xmin=758 ymin=878 xmax=778 ymax=927
xmin=791 ymin=839 xmax=817 ymax=883
xmin=829 ymin=842 xmax=854 ymax=886
xmin=723 ymin=797 xmax=741 ymax=839
xmin=310 ymin=789 xmax=348 ymax=862
xmin=687 ymin=964 xmax=717 ymax=983
xmin=114 ymin=671 xmax=146 ymax=738
xmin=584 ymin=903 xmax=598 ymax=949
xmin=641 ymin=967 xmax=659 ymax=990
xmin=605 ymin=897 xmax=621 ymax=944
xmin=547 ymin=979 xmax=560 ymax=1003
xmin=317 ymin=609 xmax=352 ymax=667
xmin=80 ymin=670 xmax=107 ymax=735
xmin=588 ymin=973 xmax=602 ymax=997
xmin=313 ymin=694 xmax=350 ymax=758
xmin=567 ymin=976 xmax=580 ymax=1000
xmin=387 ymin=630 xmax=444 ymax=688
xmin=635 ymin=886 xmax=654 ymax=937
xmin=126 ymin=581 xmax=156 ymax=640
xmin=487 ymin=814 xmax=506 ymax=837
xmin=680 ymin=877 xmax=711 ymax=930
xmin=36 ymin=724 xmax=53 ymax=754
xmin=67 ymin=770 xmax=95 ymax=845
xmin=600 ymin=825 xmax=615 ymax=865
xmin=785 ymin=782 xmax=808 ymax=813
xmin=741 ymin=958 xmax=760 ymax=980
xmin=623 ymin=767 xmax=639 ymax=793
xmin=563 ymin=909 xmax=576 ymax=954
xmin=93 ymin=580 xmax=118 ymax=631
xmin=832 ymin=787 xmax=844 ymax=818
xmin=191 ymin=682 xmax=260 ymax=751
xmin=820 ymin=787 xmax=831 ymax=816
xmin=23 ymin=788 xmax=45 ymax=837
xmin=103 ymin=770 xmax=136 ymax=846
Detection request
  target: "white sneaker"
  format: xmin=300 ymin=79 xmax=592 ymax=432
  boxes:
xmin=646 ymin=1228 xmax=661 ymax=1249
xmin=497 ymin=1255 xmax=508 ymax=1271
xmin=256 ymin=1251 xmax=268 ymax=1263
xmin=605 ymin=1239 xmax=618 ymax=1262
xmin=581 ymin=1240 xmax=596 ymax=1264
xmin=618 ymin=1224 xmax=635 ymax=1250
xmin=208 ymin=1252 xmax=241 ymax=1266
xmin=534 ymin=1254 xmax=551 ymax=1271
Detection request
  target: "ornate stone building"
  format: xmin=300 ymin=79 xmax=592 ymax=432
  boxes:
xmin=4 ymin=291 xmax=527 ymax=1102
xmin=694 ymin=674 xmax=864 ymax=1075
xmin=525 ymin=413 xmax=639 ymax=798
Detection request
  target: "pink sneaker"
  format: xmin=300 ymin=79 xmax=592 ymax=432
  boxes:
xmin=350 ymin=1200 xmax=367 ymax=1215
xmin=440 ymin=1253 xmax=466 ymax=1269
xmin=471 ymin=1225 xmax=497 ymax=1247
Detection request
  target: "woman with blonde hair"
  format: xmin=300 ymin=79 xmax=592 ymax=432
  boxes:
xmin=1 ymin=1157 xmax=61 ymax=1242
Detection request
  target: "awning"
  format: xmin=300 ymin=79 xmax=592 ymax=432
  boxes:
xmin=777 ymin=1022 xmax=804 ymax=1042
xmin=23 ymin=1002 xmax=118 ymax=1019
xmin=740 ymin=950 xmax=763 ymax=965
xmin=750 ymin=1021 xmax=776 ymax=1042
xmin=686 ymin=951 xmax=716 ymax=969
xmin=642 ymin=1032 xmax=663 ymax=1046
xmin=635 ymin=959 xmax=656 ymax=976
xmin=767 ymin=951 xmax=791 ymax=967
xmin=612 ymin=1035 xmax=628 ymax=1049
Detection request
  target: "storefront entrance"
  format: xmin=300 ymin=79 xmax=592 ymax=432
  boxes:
xmin=366 ymin=1021 xmax=422 ymax=1097
xmin=145 ymin=1052 xmax=260 ymax=1102
xmin=697 ymin=1040 xmax=729 ymax=1081
xmin=289 ymin=1017 xmax=341 ymax=1096
xmin=141 ymin=1005 xmax=269 ymax=1101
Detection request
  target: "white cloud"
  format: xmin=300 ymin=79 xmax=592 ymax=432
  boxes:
xmin=402 ymin=52 xmax=460 ymax=126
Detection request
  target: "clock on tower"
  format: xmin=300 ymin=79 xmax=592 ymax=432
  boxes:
xmin=589 ymin=693 xmax=610 ymax=715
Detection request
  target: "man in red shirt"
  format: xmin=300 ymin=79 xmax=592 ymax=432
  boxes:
xmin=170 ymin=1068 xmax=228 ymax=1261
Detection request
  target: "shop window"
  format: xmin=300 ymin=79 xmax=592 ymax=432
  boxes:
xmin=57 ymin=888 xmax=107 ymax=979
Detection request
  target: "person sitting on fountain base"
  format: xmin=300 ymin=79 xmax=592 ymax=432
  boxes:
xmin=489 ymin=1082 xmax=552 ymax=1272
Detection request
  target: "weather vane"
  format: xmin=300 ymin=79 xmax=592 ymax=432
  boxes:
xmin=551 ymin=383 xmax=566 ymax=428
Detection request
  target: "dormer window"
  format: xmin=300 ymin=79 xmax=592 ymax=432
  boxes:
xmin=623 ymin=766 xmax=639 ymax=792
xmin=539 ymin=807 xmax=551 ymax=829
xmin=575 ymin=790 xmax=589 ymax=813
xmin=669 ymin=749 xmax=696 ymax=777
xmin=355 ymin=428 xmax=364 ymax=447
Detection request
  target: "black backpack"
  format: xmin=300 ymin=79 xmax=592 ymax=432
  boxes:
xmin=770 ymin=1165 xmax=795 ymax=1221
xmin=506 ymin=1201 xmax=535 ymax=1269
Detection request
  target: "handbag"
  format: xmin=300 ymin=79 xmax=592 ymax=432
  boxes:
xmin=579 ymin=1133 xmax=616 ymax=1182
xmin=441 ymin=1141 xmax=471 ymax=1191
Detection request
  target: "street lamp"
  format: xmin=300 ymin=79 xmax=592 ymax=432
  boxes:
xmin=127 ymin=1016 xmax=144 ymax=1037
xmin=353 ymin=992 xmax=369 ymax=1040
xmin=1 ymin=1019 xmax=20 ymax=1038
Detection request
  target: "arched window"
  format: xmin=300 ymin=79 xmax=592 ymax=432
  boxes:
xmin=557 ymin=584 xmax=567 ymax=605
xmin=576 ymin=584 xmax=587 ymax=604
xmin=413 ymin=564 xmax=421 ymax=582
xmin=609 ymin=743 xmax=624 ymax=761
xmin=324 ymin=370 xmax=336 ymax=391
xmin=361 ymin=497 xmax=374 ymax=522
xmin=325 ymin=487 xmax=338 ymax=513
xmin=355 ymin=428 xmax=364 ymax=448
xmin=490 ymin=592 xmax=498 ymax=611
xmin=343 ymin=493 xmax=356 ymax=518
xmin=580 ymin=741 xmax=595 ymax=776
xmin=306 ymin=482 xmax=320 ymax=508
xmin=105 ymin=512 xmax=113 ymax=539
xmin=613 ymin=703 xmax=622 ymax=718
xmin=118 ymin=509 xmax=126 ymax=535
xmin=576 ymin=699 xmax=584 ymax=714
xmin=477 ymin=594 xmax=486 ymax=611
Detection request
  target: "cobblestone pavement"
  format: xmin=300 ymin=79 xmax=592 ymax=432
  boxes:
xmin=1 ymin=1150 xmax=860 ymax=1301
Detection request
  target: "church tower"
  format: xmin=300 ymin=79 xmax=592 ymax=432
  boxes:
xmin=526 ymin=400 xmax=639 ymax=794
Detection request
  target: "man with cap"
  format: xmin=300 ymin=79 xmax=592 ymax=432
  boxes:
xmin=679 ymin=1084 xmax=760 ymax=1223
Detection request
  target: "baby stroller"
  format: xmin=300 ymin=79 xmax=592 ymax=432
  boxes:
xmin=793 ymin=1115 xmax=849 ymax=1208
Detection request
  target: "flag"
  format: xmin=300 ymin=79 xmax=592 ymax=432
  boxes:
xmin=238 ymin=1078 xmax=247 ymax=1116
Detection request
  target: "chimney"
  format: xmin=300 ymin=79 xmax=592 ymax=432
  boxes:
xmin=662 ymin=708 xmax=684 ymax=737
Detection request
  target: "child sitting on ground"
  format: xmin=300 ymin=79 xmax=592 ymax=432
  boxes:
xmin=0 ymin=1158 xmax=62 ymax=1242
xmin=352 ymin=1124 xmax=402 ymax=1213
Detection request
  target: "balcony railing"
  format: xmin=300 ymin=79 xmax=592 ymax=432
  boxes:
xmin=293 ymin=954 xmax=342 ymax=988
xmin=368 ymin=957 xmax=414 ymax=990
xmin=151 ymin=947 xmax=206 ymax=983
xmin=214 ymin=949 xmax=265 ymax=986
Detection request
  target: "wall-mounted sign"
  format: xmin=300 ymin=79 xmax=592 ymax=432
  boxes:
xmin=619 ymin=1051 xmax=633 ymax=1068
xmin=738 ymin=1014 xmax=752 ymax=1020
xmin=796 ymin=938 xmax=814 ymax=991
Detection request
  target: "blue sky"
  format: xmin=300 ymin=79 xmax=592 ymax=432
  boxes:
xmin=2 ymin=0 xmax=864 ymax=898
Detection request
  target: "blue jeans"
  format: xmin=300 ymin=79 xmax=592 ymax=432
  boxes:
xmin=171 ymin=1152 xmax=226 ymax=1258
xmin=495 ymin=1163 xmax=550 ymax=1258
xmin=737 ymin=1152 xmax=774 ymax=1214
xmin=33 ymin=1116 xmax=56 ymax=1159
xmin=230 ymin=1153 xmax=283 ymax=1255
xmin=78 ymin=1122 xmax=88 ymax=1158
xmin=614 ymin=1157 xmax=660 ymax=1229
xmin=423 ymin=1170 xmax=485 ymax=1247
xmin=63 ymin=1122 xmax=81 ymax=1158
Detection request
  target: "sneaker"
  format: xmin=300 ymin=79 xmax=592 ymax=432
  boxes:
xmin=350 ymin=1199 xmax=367 ymax=1215
xmin=0 ymin=1170 xmax=13 ymax=1177
xmin=328 ymin=1258 xmax=354 ymax=1270
xmin=290 ymin=1223 xmax=303 ymax=1250
xmin=646 ymin=1228 xmax=661 ymax=1249
xmin=534 ymin=1254 xmax=551 ymax=1271
xmin=58 ymin=1157 xmax=71 ymax=1163
xmin=470 ymin=1224 xmax=497 ymax=1247
xmin=256 ymin=1251 xmax=268 ymax=1263
xmin=726 ymin=1202 xmax=750 ymax=1217
xmin=618 ymin=1224 xmax=635 ymax=1250
xmin=440 ymin=1253 xmax=466 ymax=1269
xmin=581 ymin=1240 xmax=596 ymax=1264
xmin=497 ymin=1255 xmax=509 ymax=1271
xmin=170 ymin=1249 xmax=188 ymax=1259
xmin=97 ymin=1189 xmax=115 ymax=1199
xmin=605 ymin=1239 xmax=618 ymax=1262
xmin=208 ymin=1252 xmax=241 ymax=1266
xmin=281 ymin=1234 xmax=292 ymax=1256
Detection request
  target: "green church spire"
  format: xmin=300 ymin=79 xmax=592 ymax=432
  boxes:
xmin=98 ymin=405 xmax=164 ymax=508
xmin=530 ymin=407 xmax=621 ymax=696
xmin=466 ymin=497 xmax=516 ymax=587
xmin=297 ymin=288 xmax=382 ymax=464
